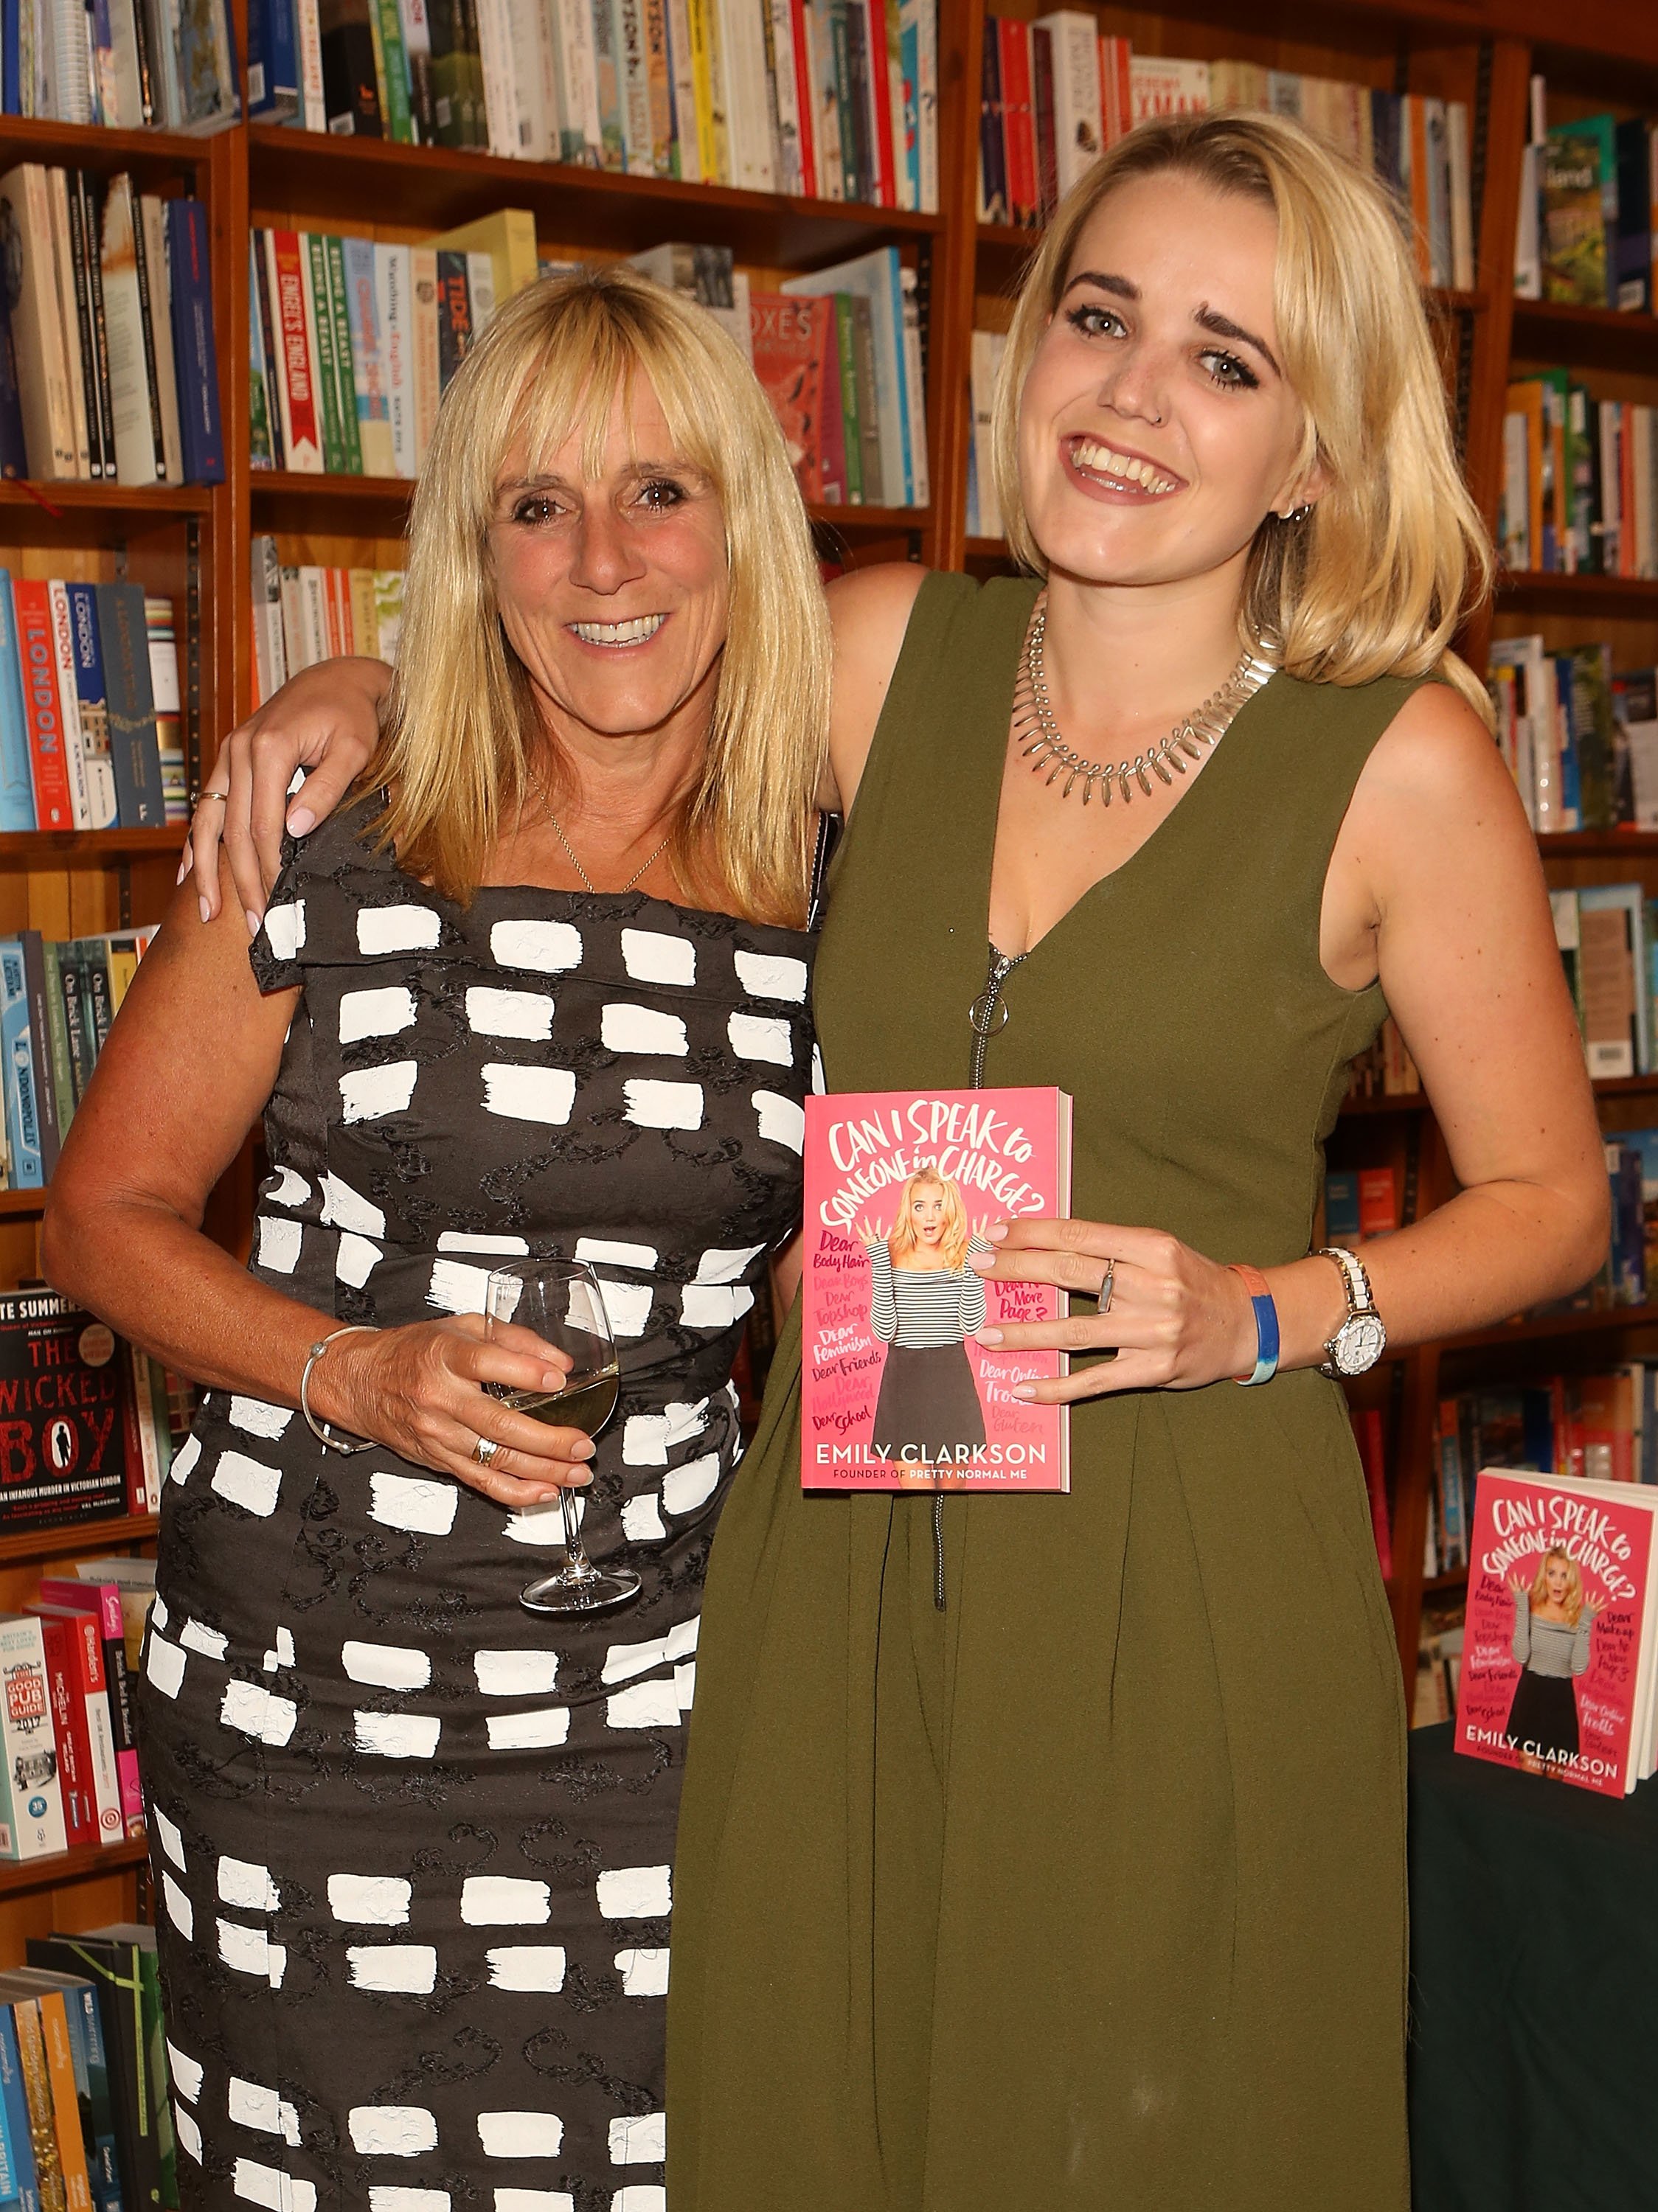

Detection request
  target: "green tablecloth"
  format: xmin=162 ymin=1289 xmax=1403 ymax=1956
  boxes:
xmin=1408 ymin=1722 xmax=1658 ymax=2209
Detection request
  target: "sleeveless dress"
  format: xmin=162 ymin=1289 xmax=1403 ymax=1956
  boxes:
xmin=667 ymin=574 xmax=1413 ymax=2211
xmin=136 ymin=802 xmax=814 ymax=2208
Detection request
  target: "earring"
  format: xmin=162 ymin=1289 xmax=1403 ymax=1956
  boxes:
xmin=1280 ymin=504 xmax=1314 ymax=523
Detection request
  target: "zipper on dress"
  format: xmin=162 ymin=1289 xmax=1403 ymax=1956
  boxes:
xmin=931 ymin=945 xmax=1030 ymax=1610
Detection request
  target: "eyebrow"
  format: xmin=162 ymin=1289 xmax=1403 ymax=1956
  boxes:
xmin=1061 ymin=271 xmax=1280 ymax=378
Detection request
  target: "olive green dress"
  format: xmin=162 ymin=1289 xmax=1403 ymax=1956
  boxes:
xmin=667 ymin=573 xmax=1414 ymax=2211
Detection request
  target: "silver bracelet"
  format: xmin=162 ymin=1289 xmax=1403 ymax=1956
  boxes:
xmin=299 ymin=1324 xmax=378 ymax=1454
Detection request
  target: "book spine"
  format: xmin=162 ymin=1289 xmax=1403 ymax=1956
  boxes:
xmin=0 ymin=580 xmax=30 ymax=831
xmin=398 ymin=0 xmax=432 ymax=136
xmin=253 ymin=233 xmax=288 ymax=468
xmin=409 ymin=246 xmax=439 ymax=466
xmin=434 ymin=249 xmax=472 ymax=394
xmin=164 ymin=199 xmax=224 ymax=486
xmin=664 ymin=0 xmax=698 ymax=179
xmin=34 ymin=1997 xmax=91 ymax=2212
xmin=64 ymin=1615 xmax=118 ymax=1846
xmin=38 ymin=945 xmax=78 ymax=1135
xmin=0 ymin=164 xmax=77 ymax=476
xmin=63 ymin=585 xmax=114 ymax=831
xmin=42 ymin=586 xmax=89 ymax=831
xmin=322 ymin=0 xmax=382 ymax=131
xmin=321 ymin=232 xmax=363 ymax=474
xmin=123 ymin=178 xmax=167 ymax=479
xmin=12 ymin=582 xmax=72 ymax=832
xmin=342 ymin=235 xmax=392 ymax=477
xmin=642 ymin=0 xmax=672 ymax=175
xmin=765 ymin=0 xmax=801 ymax=195
xmin=36 ymin=1620 xmax=93 ymax=1848
xmin=301 ymin=232 xmax=344 ymax=473
xmin=60 ymin=170 xmax=102 ymax=479
xmin=0 ymin=1625 xmax=66 ymax=1860
xmin=833 ymin=290 xmax=861 ymax=501
xmin=270 ymin=230 xmax=322 ymax=471
xmin=61 ymin=1988 xmax=117 ymax=2212
xmin=7 ymin=2005 xmax=63 ymax=2208
xmin=93 ymin=582 xmax=162 ymax=829
xmin=45 ymin=170 xmax=91 ymax=480
xmin=0 ymin=941 xmax=44 ymax=1189
xmin=76 ymin=175 xmax=117 ymax=487
xmin=0 ymin=2008 xmax=41 ymax=2212
xmin=374 ymin=241 xmax=412 ymax=477
xmin=17 ymin=934 xmax=60 ymax=1176
xmin=863 ymin=0 xmax=892 ymax=205
xmin=617 ymin=0 xmax=651 ymax=173
xmin=684 ymin=0 xmax=724 ymax=183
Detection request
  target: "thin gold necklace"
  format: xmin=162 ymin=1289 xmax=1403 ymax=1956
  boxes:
xmin=1013 ymin=590 xmax=1278 ymax=806
xmin=544 ymin=808 xmax=673 ymax=895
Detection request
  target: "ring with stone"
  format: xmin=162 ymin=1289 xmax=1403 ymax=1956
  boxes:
xmin=1100 ymin=1259 xmax=1116 ymax=1314
xmin=195 ymin=790 xmax=229 ymax=807
xmin=473 ymin=1435 xmax=500 ymax=1468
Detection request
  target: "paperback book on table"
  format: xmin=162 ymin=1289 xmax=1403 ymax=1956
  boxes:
xmin=1454 ymin=1467 xmax=1658 ymax=1798
xmin=802 ymin=1086 xmax=1071 ymax=1492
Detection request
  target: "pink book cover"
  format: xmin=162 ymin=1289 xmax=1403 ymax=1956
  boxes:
xmin=802 ymin=1085 xmax=1072 ymax=1492
xmin=1454 ymin=1469 xmax=1658 ymax=1798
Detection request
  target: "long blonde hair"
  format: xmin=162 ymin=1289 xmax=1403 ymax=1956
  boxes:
xmin=888 ymin=1170 xmax=971 ymax=1270
xmin=370 ymin=265 xmax=831 ymax=922
xmin=1529 ymin=1545 xmax=1586 ymax=1627
xmin=989 ymin=111 xmax=1494 ymax=725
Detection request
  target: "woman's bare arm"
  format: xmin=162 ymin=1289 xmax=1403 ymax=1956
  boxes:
xmin=188 ymin=657 xmax=390 ymax=925
xmin=43 ymin=876 xmax=592 ymax=1503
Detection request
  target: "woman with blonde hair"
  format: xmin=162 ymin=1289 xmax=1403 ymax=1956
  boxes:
xmin=42 ymin=266 xmax=825 ymax=2204
xmin=195 ymin=111 xmax=1607 ymax=2211
xmin=856 ymin=1169 xmax=991 ymax=1471
xmin=1506 ymin=1545 xmax=1602 ymax=1768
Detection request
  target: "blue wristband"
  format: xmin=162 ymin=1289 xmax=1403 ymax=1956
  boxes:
xmin=1229 ymin=1264 xmax=1280 ymax=1386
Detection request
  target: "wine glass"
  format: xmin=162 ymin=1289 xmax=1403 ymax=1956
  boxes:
xmin=485 ymin=1258 xmax=640 ymax=1616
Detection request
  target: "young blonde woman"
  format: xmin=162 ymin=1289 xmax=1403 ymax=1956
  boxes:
xmin=857 ymin=1170 xmax=992 ymax=1470
xmin=194 ymin=114 xmax=1607 ymax=2212
xmin=42 ymin=269 xmax=826 ymax=2206
xmin=1506 ymin=1545 xmax=1602 ymax=1769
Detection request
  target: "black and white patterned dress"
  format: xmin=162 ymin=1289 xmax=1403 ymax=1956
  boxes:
xmin=136 ymin=802 xmax=814 ymax=2211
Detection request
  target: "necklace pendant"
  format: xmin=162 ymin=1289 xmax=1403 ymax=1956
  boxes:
xmin=1151 ymin=751 xmax=1174 ymax=786
xmin=1099 ymin=771 xmax=1112 ymax=807
xmin=1081 ymin=774 xmax=1092 ymax=805
xmin=1046 ymin=762 xmax=1064 ymax=787
xmin=1118 ymin=768 xmax=1134 ymax=805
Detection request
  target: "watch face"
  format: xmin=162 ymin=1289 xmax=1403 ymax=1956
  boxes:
xmin=1333 ymin=1312 xmax=1387 ymax=1375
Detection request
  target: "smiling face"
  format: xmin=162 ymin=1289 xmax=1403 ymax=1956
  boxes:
xmin=1016 ymin=171 xmax=1319 ymax=590
xmin=486 ymin=374 xmax=730 ymax=754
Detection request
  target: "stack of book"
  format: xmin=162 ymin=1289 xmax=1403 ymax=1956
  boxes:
xmin=977 ymin=27 xmax=1475 ymax=291
xmin=248 ymin=0 xmax=940 ymax=209
xmin=1488 ymin=636 xmax=1654 ymax=832
xmin=251 ymin=539 xmax=406 ymax=706
xmin=251 ymin=209 xmax=538 ymax=478
xmin=1516 ymin=82 xmax=1658 ymax=310
xmin=0 ymin=0 xmax=239 ymax=128
xmin=747 ymin=251 xmax=927 ymax=507
xmin=1501 ymin=372 xmax=1658 ymax=579
xmin=0 ymin=926 xmax=158 ymax=1187
xmin=0 ymin=168 xmax=223 ymax=487
xmin=1546 ymin=886 xmax=1658 ymax=1084
xmin=0 ymin=578 xmax=182 ymax=834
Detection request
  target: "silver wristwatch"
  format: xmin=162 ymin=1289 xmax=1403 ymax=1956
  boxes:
xmin=1317 ymin=1246 xmax=1387 ymax=1377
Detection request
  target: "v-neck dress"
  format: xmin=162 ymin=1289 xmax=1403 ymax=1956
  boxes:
xmin=135 ymin=801 xmax=815 ymax=2208
xmin=667 ymin=572 xmax=1415 ymax=2211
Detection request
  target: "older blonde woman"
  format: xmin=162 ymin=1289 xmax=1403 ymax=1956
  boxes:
xmin=42 ymin=268 xmax=826 ymax=2206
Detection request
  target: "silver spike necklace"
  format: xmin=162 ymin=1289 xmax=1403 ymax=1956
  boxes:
xmin=1013 ymin=589 xmax=1278 ymax=806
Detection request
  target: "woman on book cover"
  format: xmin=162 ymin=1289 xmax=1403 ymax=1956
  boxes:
xmin=42 ymin=269 xmax=825 ymax=2209
xmin=1505 ymin=1546 xmax=1603 ymax=1767
xmin=858 ymin=1170 xmax=991 ymax=1470
xmin=194 ymin=113 xmax=1610 ymax=2212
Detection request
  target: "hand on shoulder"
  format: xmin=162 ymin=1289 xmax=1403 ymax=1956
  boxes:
xmin=824 ymin=563 xmax=930 ymax=814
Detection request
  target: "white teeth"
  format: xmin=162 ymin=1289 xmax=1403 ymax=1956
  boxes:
xmin=571 ymin=615 xmax=667 ymax=646
xmin=1072 ymin=440 xmax=1177 ymax=495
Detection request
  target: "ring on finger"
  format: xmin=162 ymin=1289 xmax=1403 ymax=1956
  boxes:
xmin=195 ymin=790 xmax=229 ymax=807
xmin=472 ymin=1435 xmax=500 ymax=1468
xmin=1100 ymin=1259 xmax=1116 ymax=1314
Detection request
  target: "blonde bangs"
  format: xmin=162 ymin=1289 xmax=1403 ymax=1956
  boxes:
xmin=990 ymin=112 xmax=1495 ymax=727
xmin=370 ymin=266 xmax=830 ymax=922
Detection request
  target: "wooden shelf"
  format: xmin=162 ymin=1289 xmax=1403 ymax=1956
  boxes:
xmin=1538 ymin=832 xmax=1658 ymax=857
xmin=0 ymin=117 xmax=211 ymax=179
xmin=0 ymin=1513 xmax=157 ymax=1568
xmin=0 ymin=1834 xmax=148 ymax=1900
xmin=1510 ymin=297 xmax=1658 ymax=374
xmin=1498 ymin=569 xmax=1658 ymax=613
xmin=247 ymin=125 xmax=942 ymax=268
xmin=0 ymin=827 xmax=180 ymax=866
xmin=0 ymin=479 xmax=212 ymax=549
xmin=1441 ymin=1301 xmax=1658 ymax=1355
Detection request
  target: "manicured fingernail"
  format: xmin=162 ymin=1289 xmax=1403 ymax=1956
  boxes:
xmin=176 ymin=846 xmax=192 ymax=883
xmin=569 ymin=1472 xmax=592 ymax=1487
xmin=198 ymin=895 xmax=212 ymax=924
xmin=287 ymin=805 xmax=314 ymax=835
xmin=571 ymin=1440 xmax=594 ymax=1460
xmin=988 ymin=1222 xmax=1008 ymax=1242
xmin=1012 ymin=1384 xmax=1036 ymax=1401
xmin=246 ymin=909 xmax=261 ymax=937
xmin=976 ymin=1327 xmax=1003 ymax=1347
xmin=968 ymin=1252 xmax=993 ymax=1272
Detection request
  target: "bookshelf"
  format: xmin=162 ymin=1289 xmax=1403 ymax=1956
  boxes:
xmin=0 ymin=0 xmax=1648 ymax=1950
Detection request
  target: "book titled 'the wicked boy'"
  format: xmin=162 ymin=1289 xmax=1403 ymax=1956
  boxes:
xmin=802 ymin=1086 xmax=1072 ymax=1492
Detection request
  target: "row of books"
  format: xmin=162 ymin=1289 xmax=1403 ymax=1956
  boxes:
xmin=0 ymin=928 xmax=157 ymax=1189
xmin=1488 ymin=635 xmax=1654 ymax=835
xmin=0 ymin=580 xmax=183 ymax=835
xmin=748 ymin=265 xmax=926 ymax=505
xmin=248 ymin=0 xmax=940 ymax=209
xmin=1456 ymin=1467 xmax=1658 ymax=1798
xmin=1549 ymin=891 xmax=1658 ymax=1086
xmin=250 ymin=540 xmax=406 ymax=708
xmin=1325 ymin=1166 xmax=1404 ymax=1248
xmin=1345 ymin=1016 xmax=1422 ymax=1101
xmin=0 ymin=1921 xmax=176 ymax=2211
xmin=1501 ymin=374 xmax=1658 ymax=580
xmin=1 ymin=0 xmax=238 ymax=129
xmin=977 ymin=30 xmax=1475 ymax=291
xmin=1516 ymin=79 xmax=1658 ymax=311
xmin=0 ymin=1557 xmax=154 ymax=1858
xmin=0 ymin=167 xmax=223 ymax=488
xmin=1415 ymin=1599 xmax=1464 ymax=1728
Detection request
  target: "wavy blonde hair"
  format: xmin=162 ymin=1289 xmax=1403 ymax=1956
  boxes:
xmin=370 ymin=265 xmax=830 ymax=922
xmin=888 ymin=1169 xmax=970 ymax=1270
xmin=989 ymin=111 xmax=1494 ymax=724
xmin=1528 ymin=1545 xmax=1586 ymax=1627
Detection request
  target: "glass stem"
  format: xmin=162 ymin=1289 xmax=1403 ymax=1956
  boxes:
xmin=560 ymin=1484 xmax=596 ymax=1579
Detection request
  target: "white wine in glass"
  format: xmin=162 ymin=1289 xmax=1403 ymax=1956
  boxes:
xmin=485 ymin=1258 xmax=640 ymax=1615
